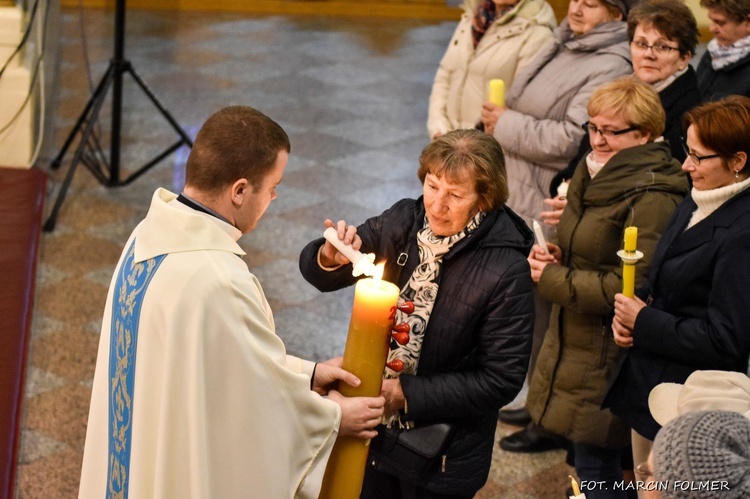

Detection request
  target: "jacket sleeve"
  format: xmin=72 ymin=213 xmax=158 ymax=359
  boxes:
xmin=538 ymin=191 xmax=680 ymax=315
xmin=427 ymin=22 xmax=464 ymax=139
xmin=514 ymin=27 xmax=555 ymax=80
xmin=632 ymin=231 xmax=750 ymax=369
xmin=493 ymin=57 xmax=632 ymax=166
xmin=400 ymin=256 xmax=534 ymax=419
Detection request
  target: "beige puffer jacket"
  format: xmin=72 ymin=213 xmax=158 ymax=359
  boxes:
xmin=427 ymin=0 xmax=557 ymax=139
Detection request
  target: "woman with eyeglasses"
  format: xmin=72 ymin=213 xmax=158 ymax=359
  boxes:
xmin=542 ymin=0 xmax=700 ymax=228
xmin=627 ymin=0 xmax=702 ymax=164
xmin=542 ymin=0 xmax=700 ymax=227
xmin=479 ymin=0 xmax=634 ymax=448
xmin=524 ymin=77 xmax=689 ymax=498
xmin=604 ymin=95 xmax=750 ymax=487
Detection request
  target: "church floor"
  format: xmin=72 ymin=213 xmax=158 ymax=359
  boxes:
xmin=17 ymin=7 xmax=572 ymax=497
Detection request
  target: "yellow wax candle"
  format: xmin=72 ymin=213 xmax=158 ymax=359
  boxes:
xmin=622 ymin=226 xmax=638 ymax=298
xmin=624 ymin=226 xmax=637 ymax=252
xmin=489 ymin=79 xmax=505 ymax=107
xmin=319 ymin=275 xmax=399 ymax=499
xmin=569 ymin=475 xmax=581 ymax=496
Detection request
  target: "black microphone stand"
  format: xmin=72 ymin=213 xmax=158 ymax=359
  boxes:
xmin=43 ymin=0 xmax=193 ymax=231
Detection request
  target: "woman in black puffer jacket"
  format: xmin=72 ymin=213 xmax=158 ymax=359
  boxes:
xmin=299 ymin=129 xmax=535 ymax=498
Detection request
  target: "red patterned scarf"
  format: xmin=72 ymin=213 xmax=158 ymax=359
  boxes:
xmin=471 ymin=1 xmax=498 ymax=48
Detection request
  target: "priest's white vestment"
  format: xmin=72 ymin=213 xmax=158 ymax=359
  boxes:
xmin=79 ymin=188 xmax=340 ymax=498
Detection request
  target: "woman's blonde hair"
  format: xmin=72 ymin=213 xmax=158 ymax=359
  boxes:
xmin=588 ymin=76 xmax=666 ymax=139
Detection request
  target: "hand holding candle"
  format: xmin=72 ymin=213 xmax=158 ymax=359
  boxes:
xmin=489 ymin=79 xmax=505 ymax=107
xmin=323 ymin=226 xmax=377 ymax=277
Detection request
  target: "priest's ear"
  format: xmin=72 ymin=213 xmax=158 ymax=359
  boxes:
xmin=229 ymin=178 xmax=250 ymax=206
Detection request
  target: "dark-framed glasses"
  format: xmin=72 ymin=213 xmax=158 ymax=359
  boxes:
xmin=681 ymin=141 xmax=720 ymax=165
xmin=582 ymin=121 xmax=636 ymax=138
xmin=630 ymin=40 xmax=680 ymax=56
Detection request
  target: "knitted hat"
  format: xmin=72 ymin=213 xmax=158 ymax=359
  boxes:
xmin=601 ymin=0 xmax=638 ymax=17
xmin=652 ymin=410 xmax=750 ymax=499
xmin=649 ymin=370 xmax=750 ymax=427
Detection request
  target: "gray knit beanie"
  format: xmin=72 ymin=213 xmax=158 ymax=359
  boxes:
xmin=652 ymin=410 xmax=750 ymax=498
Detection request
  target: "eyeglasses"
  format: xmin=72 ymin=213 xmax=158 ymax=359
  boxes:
xmin=681 ymin=142 xmax=720 ymax=166
xmin=631 ymin=40 xmax=680 ymax=56
xmin=582 ymin=121 xmax=637 ymax=138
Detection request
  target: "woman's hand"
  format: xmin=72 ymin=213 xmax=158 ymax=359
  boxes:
xmin=319 ymin=219 xmax=362 ymax=267
xmin=380 ymin=378 xmax=406 ymax=420
xmin=480 ymin=102 xmax=506 ymax=136
xmin=540 ymin=197 xmax=568 ymax=226
xmin=613 ymin=293 xmax=647 ymax=330
xmin=327 ymin=390 xmax=385 ymax=439
xmin=528 ymin=243 xmax=560 ymax=283
xmin=611 ymin=315 xmax=634 ymax=348
xmin=312 ymin=356 xmax=360 ymax=396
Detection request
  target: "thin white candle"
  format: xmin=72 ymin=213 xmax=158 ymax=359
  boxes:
xmin=323 ymin=227 xmax=377 ymax=277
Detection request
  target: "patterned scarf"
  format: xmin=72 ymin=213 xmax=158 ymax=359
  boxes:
xmin=708 ymin=34 xmax=750 ymax=71
xmin=385 ymin=211 xmax=486 ymax=379
xmin=472 ymin=1 xmax=498 ymax=48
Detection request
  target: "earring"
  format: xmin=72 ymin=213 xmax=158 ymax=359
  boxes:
xmin=735 ymin=170 xmax=740 ymax=179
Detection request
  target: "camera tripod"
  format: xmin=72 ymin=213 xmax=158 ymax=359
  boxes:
xmin=43 ymin=0 xmax=193 ymax=231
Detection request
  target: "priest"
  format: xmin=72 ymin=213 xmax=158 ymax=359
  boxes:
xmin=78 ymin=106 xmax=385 ymax=499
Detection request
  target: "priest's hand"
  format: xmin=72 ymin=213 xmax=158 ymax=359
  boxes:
xmin=328 ymin=390 xmax=385 ymax=439
xmin=312 ymin=357 xmax=361 ymax=396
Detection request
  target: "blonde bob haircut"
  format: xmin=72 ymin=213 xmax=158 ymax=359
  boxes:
xmin=417 ymin=129 xmax=509 ymax=211
xmin=587 ymin=77 xmax=666 ymax=140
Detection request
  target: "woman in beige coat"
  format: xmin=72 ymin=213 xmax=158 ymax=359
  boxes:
xmin=427 ymin=0 xmax=556 ymax=139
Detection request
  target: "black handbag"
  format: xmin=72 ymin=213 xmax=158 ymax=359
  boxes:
xmin=368 ymin=423 xmax=454 ymax=479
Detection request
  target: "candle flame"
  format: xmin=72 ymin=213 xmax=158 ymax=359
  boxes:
xmin=373 ymin=263 xmax=385 ymax=281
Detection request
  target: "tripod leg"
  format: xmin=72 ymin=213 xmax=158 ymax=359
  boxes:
xmin=44 ymin=70 xmax=115 ymax=231
xmin=49 ymin=64 xmax=115 ymax=170
xmin=126 ymin=64 xmax=194 ymax=147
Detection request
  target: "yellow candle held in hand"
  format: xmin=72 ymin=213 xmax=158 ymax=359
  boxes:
xmin=489 ymin=79 xmax=505 ymax=107
xmin=621 ymin=226 xmax=638 ymax=298
xmin=318 ymin=269 xmax=399 ymax=499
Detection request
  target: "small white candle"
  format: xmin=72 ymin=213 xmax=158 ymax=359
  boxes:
xmin=532 ymin=220 xmax=549 ymax=254
xmin=323 ymin=227 xmax=377 ymax=277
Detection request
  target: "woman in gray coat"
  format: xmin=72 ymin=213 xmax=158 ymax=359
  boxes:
xmin=481 ymin=0 xmax=635 ymax=225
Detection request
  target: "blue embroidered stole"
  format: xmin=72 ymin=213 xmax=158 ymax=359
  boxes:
xmin=107 ymin=241 xmax=166 ymax=498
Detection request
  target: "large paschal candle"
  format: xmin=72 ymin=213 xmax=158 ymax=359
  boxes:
xmin=318 ymin=270 xmax=399 ymax=499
